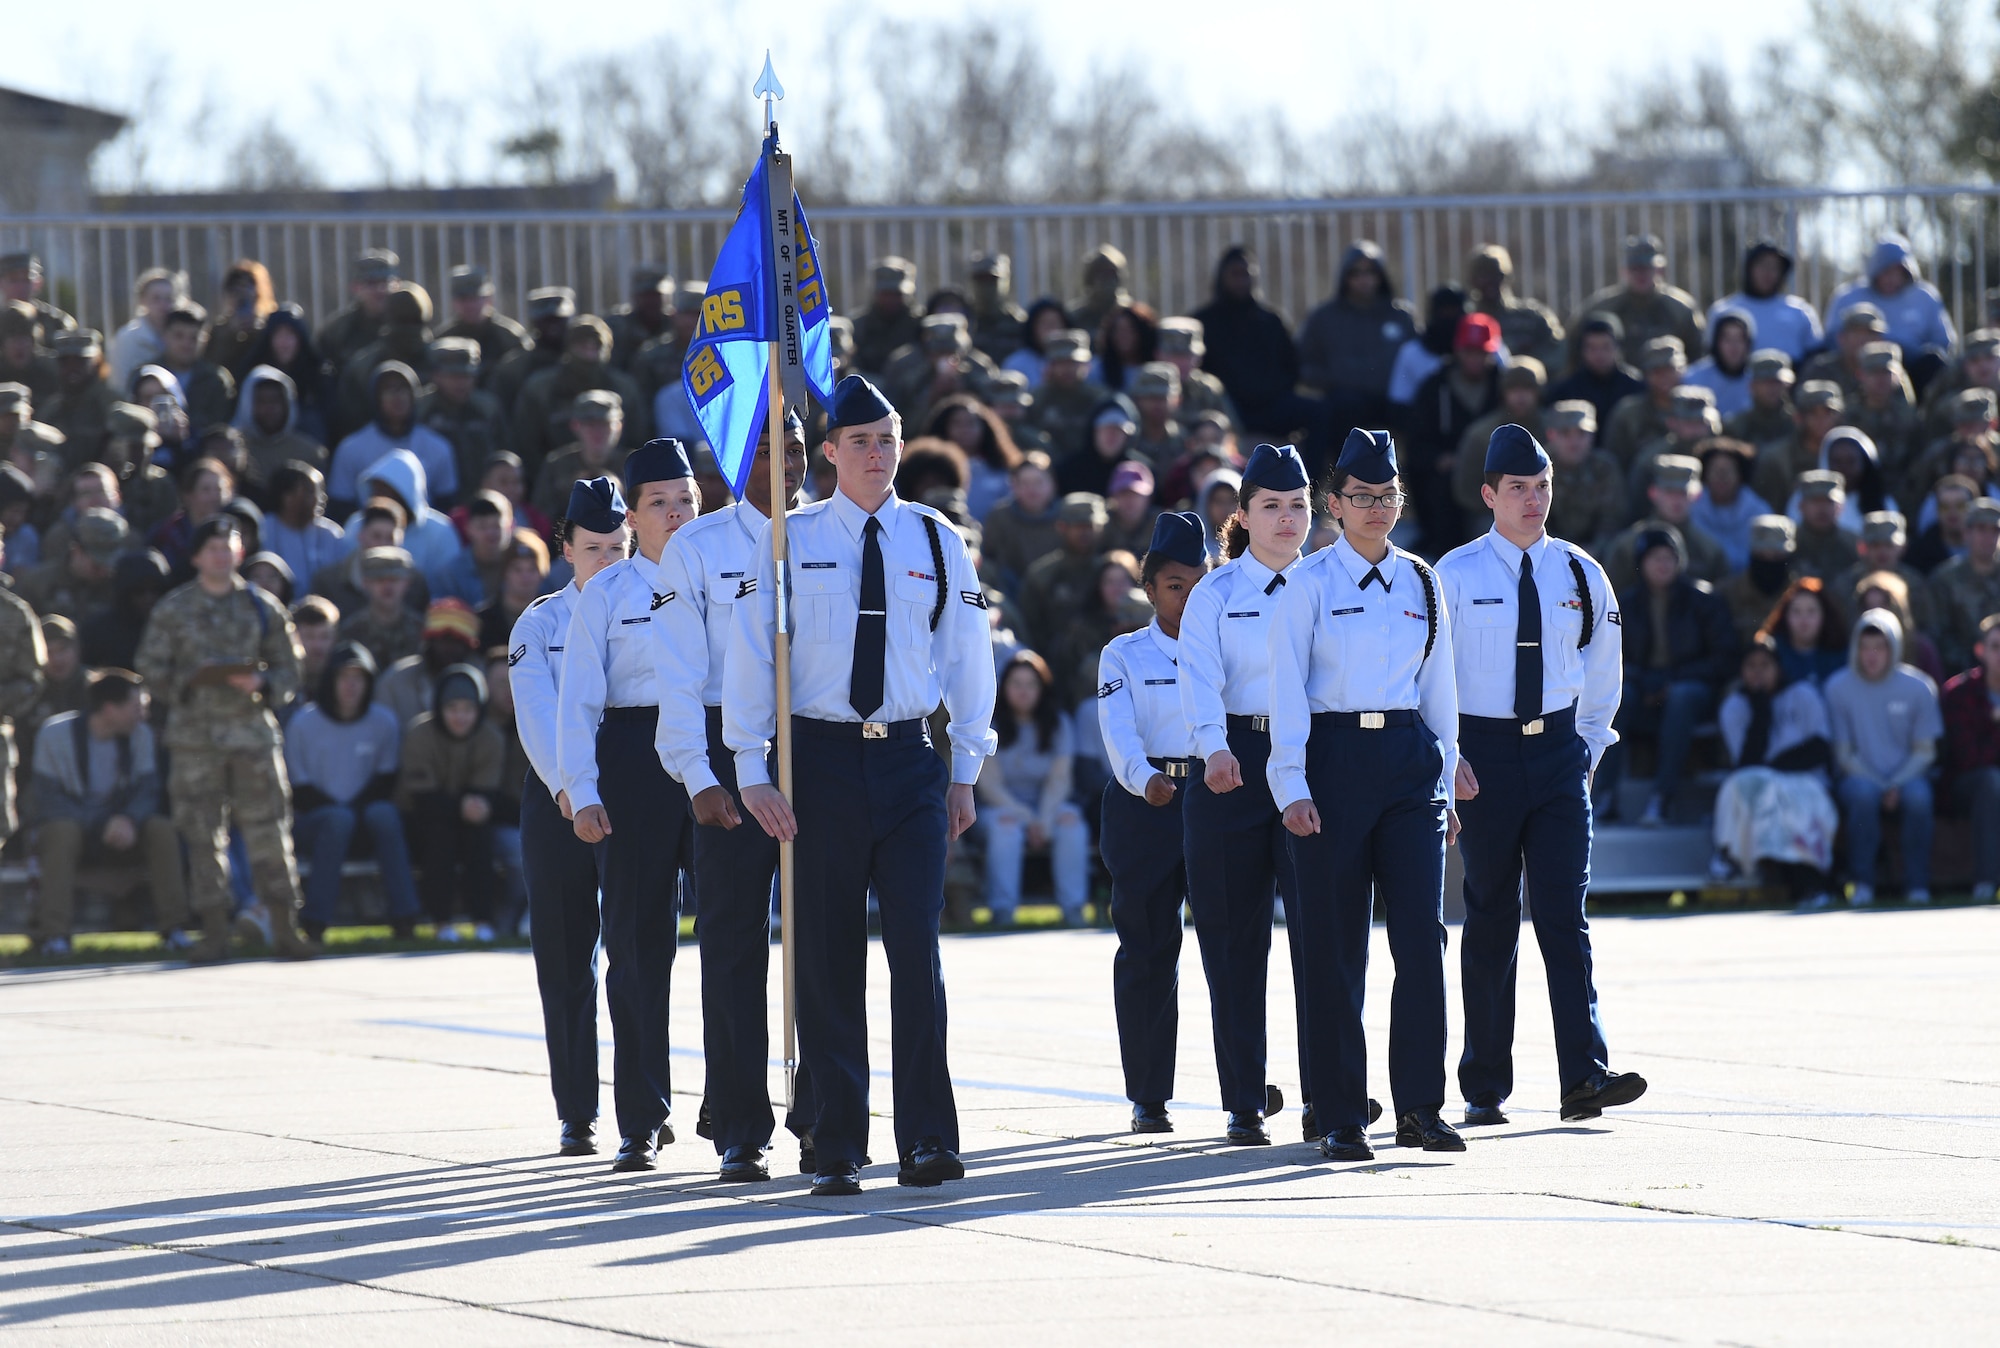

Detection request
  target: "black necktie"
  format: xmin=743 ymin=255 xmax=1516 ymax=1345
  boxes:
xmin=1360 ymin=566 xmax=1385 ymax=591
xmin=850 ymin=516 xmax=887 ymax=719
xmin=1264 ymin=571 xmax=1286 ymax=596
xmin=1515 ymin=549 xmax=1543 ymax=724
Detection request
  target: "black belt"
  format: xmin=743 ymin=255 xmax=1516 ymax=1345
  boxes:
xmin=600 ymin=705 xmax=659 ymax=724
xmin=1461 ymin=704 xmax=1577 ymax=738
xmin=1225 ymin=713 xmax=1271 ymax=733
xmin=791 ymin=715 xmax=930 ymax=743
xmin=1312 ymin=709 xmax=1417 ymax=730
xmin=1148 ymin=755 xmax=1198 ymax=779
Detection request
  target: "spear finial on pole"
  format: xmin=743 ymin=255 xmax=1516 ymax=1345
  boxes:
xmin=753 ymin=51 xmax=784 ymax=135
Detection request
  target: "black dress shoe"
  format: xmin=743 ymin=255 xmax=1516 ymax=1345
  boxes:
xmin=1368 ymin=1097 xmax=1384 ymax=1125
xmin=1264 ymin=1084 xmax=1285 ymax=1116
xmin=811 ymin=1162 xmax=862 ymax=1196
xmin=1318 ymin=1127 xmax=1374 ymax=1162
xmin=610 ymin=1134 xmax=656 ymax=1172
xmin=1395 ymin=1108 xmax=1467 ymax=1152
xmin=1130 ymin=1102 xmax=1172 ymax=1134
xmin=1463 ymin=1102 xmax=1509 ymax=1127
xmin=798 ymin=1132 xmax=815 ymax=1175
xmin=695 ymin=1100 xmax=714 ymax=1141
xmin=898 ymin=1138 xmax=966 ymax=1187
xmin=1224 ymin=1111 xmax=1270 ymax=1146
xmin=656 ymin=1121 xmax=675 ymax=1148
xmin=558 ymin=1120 xmax=597 ymax=1156
xmin=1305 ymin=1098 xmax=1382 ymax=1141
xmin=1560 ymin=1069 xmax=1648 ymax=1121
xmin=718 ymin=1145 xmax=770 ymax=1182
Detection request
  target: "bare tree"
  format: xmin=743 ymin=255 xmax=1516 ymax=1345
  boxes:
xmin=224 ymin=118 xmax=321 ymax=192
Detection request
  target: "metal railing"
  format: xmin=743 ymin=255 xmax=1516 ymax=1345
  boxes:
xmin=8 ymin=187 xmax=2000 ymax=347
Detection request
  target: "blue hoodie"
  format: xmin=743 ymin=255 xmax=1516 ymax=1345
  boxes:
xmin=1682 ymin=305 xmax=1757 ymax=417
xmin=343 ymin=448 xmax=467 ymax=596
xmin=1826 ymin=233 xmax=1957 ymax=360
xmin=1706 ymin=241 xmax=1825 ymax=364
xmin=327 ymin=361 xmax=458 ymax=509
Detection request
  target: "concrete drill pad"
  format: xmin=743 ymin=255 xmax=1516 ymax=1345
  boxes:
xmin=3 ymin=907 xmax=1996 ymax=1345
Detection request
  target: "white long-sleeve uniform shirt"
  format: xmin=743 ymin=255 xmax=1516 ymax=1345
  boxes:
xmin=724 ymin=490 xmax=997 ymax=788
xmin=507 ymin=584 xmax=578 ymax=792
xmin=1177 ymin=551 xmax=1297 ymax=762
xmin=652 ymin=501 xmax=767 ymax=796
xmin=1266 ymin=535 xmax=1460 ymax=810
xmin=1095 ymin=621 xmax=1196 ymax=798
xmin=556 ymin=555 xmax=666 ymax=811
xmin=1436 ymin=528 xmax=1623 ymax=769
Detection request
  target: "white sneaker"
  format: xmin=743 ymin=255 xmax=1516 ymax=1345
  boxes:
xmin=37 ymin=936 xmax=71 ymax=957
xmin=1638 ymin=796 xmax=1666 ymax=828
xmin=1849 ymin=885 xmax=1875 ymax=908
xmin=472 ymin=923 xmax=496 ymax=943
xmin=1906 ymin=889 xmax=1932 ymax=905
xmin=437 ymin=924 xmax=462 ymax=944
xmin=1795 ymin=892 xmax=1836 ymax=913
xmin=1975 ymin=883 xmax=1997 ymax=904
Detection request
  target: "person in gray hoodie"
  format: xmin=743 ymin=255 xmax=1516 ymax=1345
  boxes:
xmin=285 ymin=641 xmax=420 ymax=938
xmin=1821 ymin=608 xmax=1942 ymax=908
xmin=1295 ymin=241 xmax=1416 ymax=452
xmin=233 ymin=365 xmax=328 ymax=498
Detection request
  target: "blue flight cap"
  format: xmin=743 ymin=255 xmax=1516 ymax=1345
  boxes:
xmin=1335 ymin=428 xmax=1399 ymax=484
xmin=782 ymin=404 xmax=805 ymax=434
xmin=826 ymin=374 xmax=897 ymax=431
xmin=1484 ymin=423 xmax=1552 ymax=477
xmin=565 ymin=475 xmax=628 ymax=534
xmin=1146 ymin=510 xmax=1208 ymax=569
xmin=623 ymin=438 xmax=693 ymax=495
xmin=1241 ymin=442 xmax=1309 ymax=493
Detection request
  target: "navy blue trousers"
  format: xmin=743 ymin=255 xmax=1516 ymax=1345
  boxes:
xmin=1455 ymin=717 xmax=1608 ymax=1104
xmin=594 ymin=709 xmax=693 ymax=1141
xmin=521 ymin=771 xmax=601 ymax=1126
xmin=1102 ymin=778 xmax=1187 ymax=1106
xmin=692 ymin=707 xmax=818 ymax=1153
xmin=790 ymin=720 xmax=956 ymax=1168
xmin=1182 ymin=722 xmax=1309 ymax=1117
xmin=1287 ymin=716 xmax=1449 ymax=1127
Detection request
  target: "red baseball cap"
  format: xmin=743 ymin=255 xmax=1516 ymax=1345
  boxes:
xmin=1455 ymin=313 xmax=1501 ymax=353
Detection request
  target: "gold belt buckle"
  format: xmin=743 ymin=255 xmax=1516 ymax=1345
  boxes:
xmin=862 ymin=721 xmax=889 ymax=740
xmin=1522 ymin=718 xmax=1545 ymax=736
xmin=1359 ymin=711 xmax=1386 ymax=730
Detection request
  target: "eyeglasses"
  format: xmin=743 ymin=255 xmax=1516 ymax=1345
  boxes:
xmin=1336 ymin=490 xmax=1406 ymax=510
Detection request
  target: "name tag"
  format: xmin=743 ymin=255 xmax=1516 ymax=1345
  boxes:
xmin=1142 ymin=677 xmax=1177 ymax=686
xmin=547 ymin=645 xmax=564 ymax=653
xmin=1329 ymin=606 xmax=1364 ymax=617
xmin=799 ymin=561 xmax=837 ymax=570
xmin=720 ymin=570 xmax=744 ymax=579
xmin=1225 ymin=610 xmax=1261 ymax=619
xmin=620 ymin=616 xmax=650 ymax=626
xmin=1472 ymin=597 xmax=1504 ymax=606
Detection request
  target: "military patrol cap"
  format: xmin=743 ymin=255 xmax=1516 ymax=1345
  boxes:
xmin=1748 ymin=348 xmax=1794 ymax=383
xmin=1108 ymin=460 xmax=1154 ymax=498
xmin=0 ymin=381 xmax=30 ymax=412
xmin=1579 ymin=310 xmax=1624 ymax=341
xmin=1156 ymin=317 xmax=1205 ymax=356
xmin=624 ymin=438 xmax=694 ymax=494
xmin=1640 ymin=336 xmax=1687 ymax=371
xmin=921 ymin=312 xmax=969 ymax=354
xmin=987 ymin=369 xmax=1033 ymax=407
xmin=1485 ymin=424 xmax=1551 ymax=476
xmin=1861 ymin=510 xmax=1907 ymax=545
xmin=1148 ymin=510 xmax=1207 ymax=569
xmin=1500 ymin=356 xmax=1546 ymax=391
xmin=1058 ymin=492 xmax=1109 ymax=525
xmin=74 ymin=507 xmax=130 ymax=563
xmin=1858 ymin=341 xmax=1901 ymax=373
xmin=571 ymin=389 xmax=621 ymax=422
xmin=1749 ymin=514 xmax=1796 ymax=555
xmin=1634 ymin=523 xmax=1686 ymax=566
xmin=1651 ymin=455 xmax=1703 ymax=491
xmin=1797 ymin=469 xmax=1846 ymax=502
xmin=423 ymin=598 xmax=480 ymax=645
xmin=0 ymin=302 xmax=35 ymax=340
xmin=630 ymin=264 xmax=672 ymax=295
xmin=1133 ymin=362 xmax=1180 ymax=399
xmin=358 ymin=540 xmax=412 ymax=576
xmin=1332 ymin=429 xmax=1397 ymax=485
xmin=1045 ymin=329 xmax=1093 ymax=364
xmin=53 ymin=328 xmax=103 ymax=359
xmin=1546 ymin=399 xmax=1597 ymax=433
xmin=0 ymin=251 xmax=39 ymax=276
xmin=1966 ymin=328 xmax=2000 ymax=359
xmin=1951 ymin=387 xmax=1998 ymax=424
xmin=1668 ymin=386 xmax=1717 ymax=420
xmin=105 ymin=400 xmax=160 ymax=446
xmin=1968 ymin=498 xmax=2000 ymax=528
xmin=448 ymin=265 xmax=493 ymax=299
xmin=565 ymin=476 xmax=627 ymax=533
xmin=355 ymin=248 xmax=400 ymax=282
xmin=1243 ymin=441 xmax=1312 ymax=491
xmin=527 ymin=287 xmax=577 ymax=321
xmin=675 ymin=280 xmax=707 ymax=311
xmin=968 ymin=252 xmax=1008 ymax=277
xmin=872 ymin=256 xmax=917 ymax=296
xmin=1839 ymin=303 xmax=1888 ymax=335
xmin=1625 ymin=234 xmax=1667 ymax=268
xmin=429 ymin=336 xmax=481 ymax=372
xmin=827 ymin=374 xmax=897 ymax=431
xmin=1797 ymin=380 xmax=1845 ymax=412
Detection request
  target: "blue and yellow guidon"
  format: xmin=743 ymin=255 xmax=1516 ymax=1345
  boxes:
xmin=683 ymin=150 xmax=836 ymax=498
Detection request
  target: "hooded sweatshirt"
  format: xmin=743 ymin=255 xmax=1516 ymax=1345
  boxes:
xmin=394 ymin=662 xmax=504 ymax=810
xmin=1784 ymin=429 xmax=1899 ymax=534
xmin=234 ymin=365 xmax=328 ymax=487
xmin=1195 ymin=468 xmax=1244 ymax=560
xmin=1706 ymin=242 xmax=1825 ymax=364
xmin=285 ymin=642 xmax=403 ymax=809
xmin=1682 ymin=306 xmax=1756 ymax=417
xmin=1190 ymin=246 xmax=1301 ymax=413
xmin=343 ymin=449 xmax=465 ymax=590
xmin=1296 ymin=242 xmax=1418 ymax=399
xmin=1827 ymin=233 xmax=1957 ymax=361
xmin=327 ymin=361 xmax=459 ymax=509
xmin=1822 ymin=608 xmax=1941 ymax=785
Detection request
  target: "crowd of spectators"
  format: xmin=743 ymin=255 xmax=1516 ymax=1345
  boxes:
xmin=4 ymin=224 xmax=2000 ymax=945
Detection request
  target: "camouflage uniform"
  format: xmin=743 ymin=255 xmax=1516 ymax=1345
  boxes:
xmin=336 ymin=604 xmax=424 ymax=672
xmin=1915 ymin=328 xmax=2000 ymax=443
xmin=1452 ymin=359 xmax=1547 ymax=522
xmin=135 ymin=575 xmax=310 ymax=957
xmin=512 ymin=322 xmax=649 ymax=474
xmin=315 ymin=250 xmax=400 ymax=382
xmin=0 ymin=577 xmax=47 ymax=844
xmin=14 ymin=509 xmax=126 ymax=622
xmin=966 ymin=253 xmax=1028 ymax=363
xmin=1606 ymin=513 xmax=1729 ymax=594
xmin=102 ymin=403 xmax=180 ymax=539
xmin=41 ymin=329 xmax=116 ymax=467
xmin=1029 ymin=331 xmax=1109 ymax=457
xmin=883 ymin=313 xmax=998 ymax=426
xmin=1468 ymin=245 xmax=1566 ymax=373
xmin=1927 ymin=525 xmax=2000 ymax=674
xmin=1566 ymin=236 xmax=1704 ymax=369
xmin=436 ymin=267 xmax=528 ymax=391
xmin=848 ymin=258 xmax=923 ymax=376
xmin=1716 ymin=516 xmax=1799 ymax=643
xmin=1130 ymin=363 xmax=1187 ymax=473
xmin=489 ymin=287 xmax=576 ymax=422
xmin=1548 ymin=449 xmax=1628 ymax=555
xmin=1794 ymin=524 xmax=1861 ymax=582
xmin=605 ymin=266 xmax=674 ymax=373
xmin=1019 ymin=544 xmax=1104 ymax=655
xmin=418 ymin=338 xmax=509 ymax=497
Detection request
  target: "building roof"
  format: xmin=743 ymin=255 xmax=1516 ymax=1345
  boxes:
xmin=0 ymin=84 xmax=128 ymax=140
